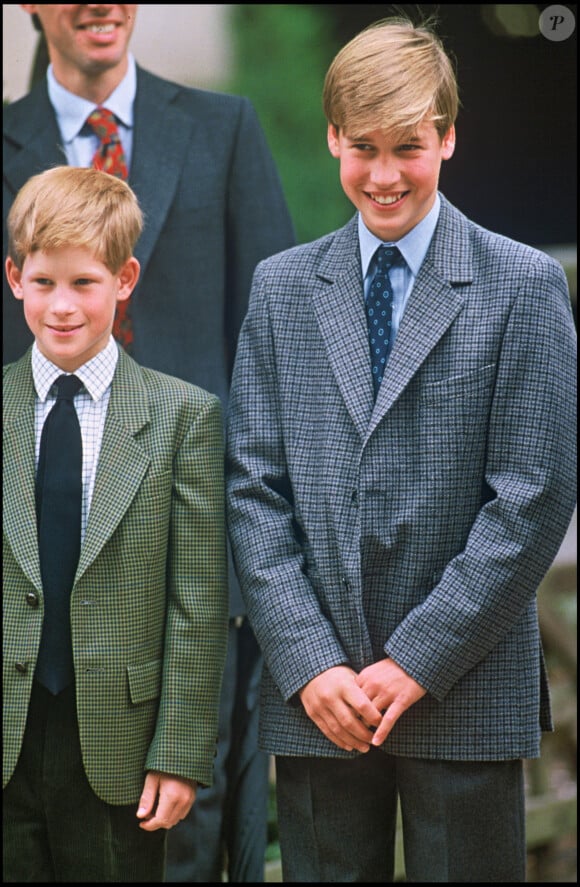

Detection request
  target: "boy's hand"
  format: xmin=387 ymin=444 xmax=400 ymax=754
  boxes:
xmin=356 ymin=658 xmax=426 ymax=747
xmin=137 ymin=771 xmax=197 ymax=831
xmin=299 ymin=665 xmax=383 ymax=752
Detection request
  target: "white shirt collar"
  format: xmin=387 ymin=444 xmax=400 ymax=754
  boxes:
xmin=47 ymin=53 xmax=136 ymax=144
xmin=32 ymin=337 xmax=119 ymax=402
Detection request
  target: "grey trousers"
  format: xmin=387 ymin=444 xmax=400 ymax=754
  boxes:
xmin=275 ymin=749 xmax=525 ymax=882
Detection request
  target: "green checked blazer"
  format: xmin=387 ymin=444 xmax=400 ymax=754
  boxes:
xmin=3 ymin=348 xmax=228 ymax=804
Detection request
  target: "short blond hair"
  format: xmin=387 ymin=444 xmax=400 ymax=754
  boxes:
xmin=7 ymin=166 xmax=143 ymax=271
xmin=323 ymin=17 xmax=458 ymax=139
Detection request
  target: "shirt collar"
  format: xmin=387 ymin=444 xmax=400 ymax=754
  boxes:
xmin=32 ymin=337 xmax=119 ymax=402
xmin=47 ymin=53 xmax=136 ymax=144
xmin=359 ymin=193 xmax=441 ymax=279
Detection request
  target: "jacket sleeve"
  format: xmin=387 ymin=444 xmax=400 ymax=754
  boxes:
xmin=146 ymin=394 xmax=228 ymax=785
xmin=226 ymin=264 xmax=350 ymax=703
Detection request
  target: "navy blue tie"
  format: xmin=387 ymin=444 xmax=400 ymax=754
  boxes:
xmin=366 ymin=245 xmax=401 ymax=396
xmin=35 ymin=374 xmax=83 ymax=694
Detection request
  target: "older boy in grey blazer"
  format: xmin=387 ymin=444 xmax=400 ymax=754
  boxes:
xmin=226 ymin=17 xmax=577 ymax=883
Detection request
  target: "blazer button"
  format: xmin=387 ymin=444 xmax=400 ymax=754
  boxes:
xmin=25 ymin=591 xmax=39 ymax=608
xmin=15 ymin=661 xmax=28 ymax=674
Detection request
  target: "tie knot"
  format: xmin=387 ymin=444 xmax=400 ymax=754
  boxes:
xmin=54 ymin=374 xmax=83 ymax=401
xmin=86 ymin=107 xmax=119 ymax=141
xmin=376 ymin=245 xmax=401 ymax=271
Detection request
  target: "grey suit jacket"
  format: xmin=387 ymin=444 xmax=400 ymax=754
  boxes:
xmin=226 ymin=195 xmax=577 ymax=761
xmin=4 ymin=349 xmax=228 ymax=803
xmin=3 ymin=67 xmax=295 ymax=615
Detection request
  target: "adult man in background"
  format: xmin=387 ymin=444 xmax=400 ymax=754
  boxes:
xmin=3 ymin=5 xmax=295 ymax=882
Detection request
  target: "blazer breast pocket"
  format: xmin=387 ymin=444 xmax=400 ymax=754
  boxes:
xmin=419 ymin=363 xmax=496 ymax=403
xmin=417 ymin=364 xmax=496 ymax=478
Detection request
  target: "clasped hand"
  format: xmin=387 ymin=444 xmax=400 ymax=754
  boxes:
xmin=299 ymin=659 xmax=426 ymax=752
xmin=136 ymin=771 xmax=197 ymax=831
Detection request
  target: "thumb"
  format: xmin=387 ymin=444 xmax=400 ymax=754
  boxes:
xmin=137 ymin=770 xmax=160 ymax=819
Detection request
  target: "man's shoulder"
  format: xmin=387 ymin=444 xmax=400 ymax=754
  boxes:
xmin=136 ymin=65 xmax=250 ymax=120
xmin=255 ymin=216 xmax=358 ymax=276
xmin=3 ymin=80 xmax=50 ymax=133
xmin=437 ymin=194 xmax=562 ymax=277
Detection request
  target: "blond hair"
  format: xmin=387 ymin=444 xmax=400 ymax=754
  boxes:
xmin=323 ymin=17 xmax=458 ymax=139
xmin=7 ymin=166 xmax=143 ymax=271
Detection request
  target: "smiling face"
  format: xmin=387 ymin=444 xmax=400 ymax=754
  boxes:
xmin=6 ymin=246 xmax=139 ymax=372
xmin=21 ymin=4 xmax=137 ymax=98
xmin=327 ymin=120 xmax=455 ymax=242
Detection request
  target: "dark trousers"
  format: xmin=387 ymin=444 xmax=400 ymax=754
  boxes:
xmin=276 ymin=749 xmax=526 ymax=882
xmin=165 ymin=617 xmax=269 ymax=882
xmin=3 ymin=681 xmax=165 ymax=883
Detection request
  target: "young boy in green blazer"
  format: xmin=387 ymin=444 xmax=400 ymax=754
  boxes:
xmin=3 ymin=165 xmax=228 ymax=882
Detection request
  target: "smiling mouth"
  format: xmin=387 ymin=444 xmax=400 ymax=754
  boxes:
xmin=369 ymin=192 xmax=406 ymax=206
xmin=79 ymin=23 xmax=117 ymax=34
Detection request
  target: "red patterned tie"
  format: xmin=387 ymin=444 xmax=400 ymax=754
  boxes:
xmin=86 ymin=107 xmax=133 ymax=351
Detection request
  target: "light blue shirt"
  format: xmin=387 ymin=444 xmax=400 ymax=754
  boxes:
xmin=359 ymin=194 xmax=441 ymax=345
xmin=47 ymin=54 xmax=136 ymax=171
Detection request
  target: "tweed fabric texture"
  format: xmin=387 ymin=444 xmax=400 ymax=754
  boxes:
xmin=226 ymin=195 xmax=577 ymax=762
xmin=4 ymin=348 xmax=229 ymax=803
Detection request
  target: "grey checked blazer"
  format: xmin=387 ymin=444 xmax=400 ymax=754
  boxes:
xmin=226 ymin=195 xmax=577 ymax=761
xmin=4 ymin=348 xmax=228 ymax=803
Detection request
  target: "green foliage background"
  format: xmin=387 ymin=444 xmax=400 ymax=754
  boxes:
xmin=226 ymin=4 xmax=352 ymax=245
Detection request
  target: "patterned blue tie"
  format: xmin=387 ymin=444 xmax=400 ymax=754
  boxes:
xmin=366 ymin=245 xmax=401 ymax=396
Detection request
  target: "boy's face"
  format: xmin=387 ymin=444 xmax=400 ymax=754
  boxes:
xmin=6 ymin=246 xmax=139 ymax=372
xmin=327 ymin=121 xmax=455 ymax=242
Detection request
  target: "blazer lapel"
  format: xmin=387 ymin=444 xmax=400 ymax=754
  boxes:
xmin=129 ymin=68 xmax=194 ymax=278
xmin=367 ymin=196 xmax=473 ymax=438
xmin=3 ymin=355 xmax=43 ymax=591
xmin=75 ymin=352 xmax=151 ymax=581
xmin=312 ymin=219 xmax=375 ymax=438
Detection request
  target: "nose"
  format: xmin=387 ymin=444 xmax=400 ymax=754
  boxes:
xmin=50 ymin=288 xmax=77 ymax=315
xmin=369 ymin=155 xmax=400 ymax=189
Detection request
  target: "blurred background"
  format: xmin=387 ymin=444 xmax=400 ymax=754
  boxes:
xmin=3 ymin=4 xmax=576 ymax=881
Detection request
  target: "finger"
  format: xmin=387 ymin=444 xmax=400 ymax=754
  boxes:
xmin=136 ymin=772 xmax=159 ymax=820
xmin=315 ymin=709 xmax=374 ymax=753
xmin=370 ymin=701 xmax=405 ymax=747
xmin=138 ymin=795 xmax=177 ymax=831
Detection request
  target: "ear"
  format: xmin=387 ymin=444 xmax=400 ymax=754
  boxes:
xmin=5 ymin=257 xmax=24 ymax=300
xmin=327 ymin=124 xmax=341 ymax=158
xmin=116 ymin=257 xmax=140 ymax=302
xmin=441 ymin=125 xmax=456 ymax=161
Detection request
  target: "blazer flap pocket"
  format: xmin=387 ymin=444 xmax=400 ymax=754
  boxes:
xmin=420 ymin=363 xmax=496 ymax=402
xmin=127 ymin=658 xmax=162 ymax=704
